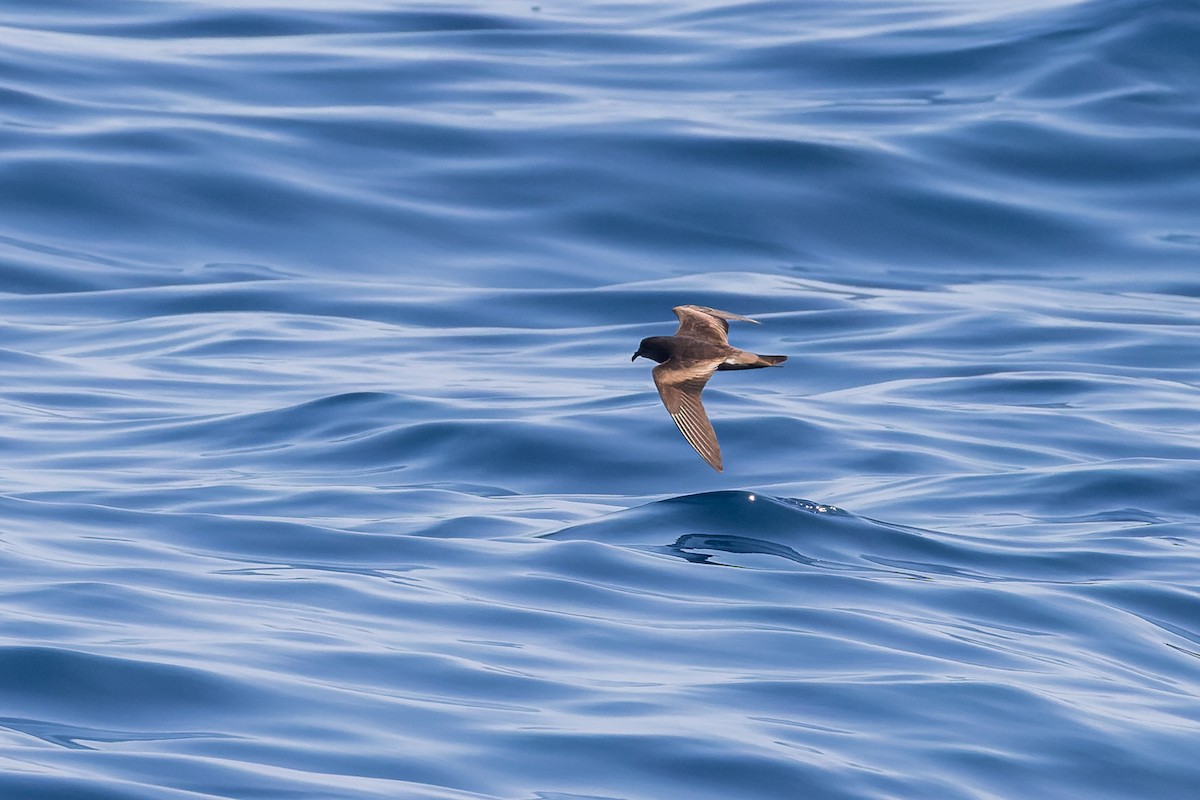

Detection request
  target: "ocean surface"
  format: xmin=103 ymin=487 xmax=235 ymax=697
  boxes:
xmin=3 ymin=1 xmax=1199 ymax=798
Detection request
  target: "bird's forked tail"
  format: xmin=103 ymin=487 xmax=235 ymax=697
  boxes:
xmin=717 ymin=352 xmax=787 ymax=370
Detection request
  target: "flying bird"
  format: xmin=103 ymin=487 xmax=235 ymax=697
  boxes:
xmin=632 ymin=305 xmax=786 ymax=472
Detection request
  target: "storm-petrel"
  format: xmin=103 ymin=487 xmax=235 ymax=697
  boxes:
xmin=632 ymin=305 xmax=786 ymax=472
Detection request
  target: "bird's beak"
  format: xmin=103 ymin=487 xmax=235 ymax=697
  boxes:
xmin=631 ymin=351 xmax=641 ymax=362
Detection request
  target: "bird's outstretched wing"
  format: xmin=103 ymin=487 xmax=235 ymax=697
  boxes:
xmin=672 ymin=305 xmax=758 ymax=344
xmin=652 ymin=361 xmax=723 ymax=471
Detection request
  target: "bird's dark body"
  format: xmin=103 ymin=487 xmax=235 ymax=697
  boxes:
xmin=631 ymin=306 xmax=786 ymax=472
xmin=634 ymin=335 xmax=779 ymax=371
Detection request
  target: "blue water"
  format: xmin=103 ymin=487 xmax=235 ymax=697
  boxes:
xmin=3 ymin=1 xmax=1200 ymax=797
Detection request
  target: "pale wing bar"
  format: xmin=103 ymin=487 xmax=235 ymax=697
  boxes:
xmin=672 ymin=305 xmax=758 ymax=345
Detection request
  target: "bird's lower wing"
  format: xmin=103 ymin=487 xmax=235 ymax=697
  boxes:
xmin=652 ymin=364 xmax=722 ymax=471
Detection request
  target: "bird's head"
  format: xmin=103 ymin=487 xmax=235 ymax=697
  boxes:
xmin=631 ymin=336 xmax=671 ymax=364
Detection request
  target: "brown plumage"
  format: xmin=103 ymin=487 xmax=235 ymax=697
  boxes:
xmin=631 ymin=305 xmax=786 ymax=472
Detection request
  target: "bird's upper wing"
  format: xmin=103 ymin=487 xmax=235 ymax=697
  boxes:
xmin=652 ymin=361 xmax=723 ymax=472
xmin=671 ymin=305 xmax=758 ymax=344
